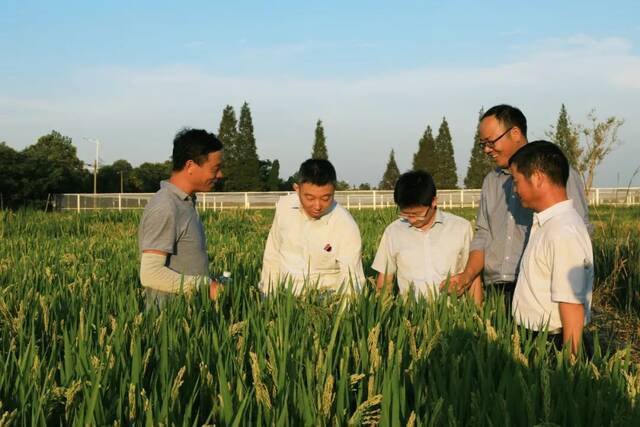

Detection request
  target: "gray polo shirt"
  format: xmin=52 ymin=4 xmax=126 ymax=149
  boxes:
xmin=470 ymin=166 xmax=590 ymax=284
xmin=138 ymin=180 xmax=209 ymax=278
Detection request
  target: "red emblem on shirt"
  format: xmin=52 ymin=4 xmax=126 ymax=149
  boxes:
xmin=324 ymin=243 xmax=332 ymax=252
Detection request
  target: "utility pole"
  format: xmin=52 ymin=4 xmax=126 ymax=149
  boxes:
xmin=119 ymin=171 xmax=124 ymax=193
xmin=84 ymin=138 xmax=100 ymax=194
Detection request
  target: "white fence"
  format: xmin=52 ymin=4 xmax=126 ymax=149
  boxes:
xmin=54 ymin=187 xmax=640 ymax=212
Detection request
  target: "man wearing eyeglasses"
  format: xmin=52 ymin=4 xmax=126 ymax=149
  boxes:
xmin=440 ymin=104 xmax=590 ymax=311
xmin=373 ymin=171 xmax=482 ymax=302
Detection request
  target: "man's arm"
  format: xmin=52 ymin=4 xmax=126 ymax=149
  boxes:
xmin=441 ymin=177 xmax=491 ymax=292
xmin=375 ymin=272 xmax=395 ymax=294
xmin=559 ymin=302 xmax=585 ymax=355
xmin=441 ymin=250 xmax=484 ymax=293
xmin=140 ymin=250 xmax=219 ymax=298
xmin=567 ymin=168 xmax=592 ymax=233
xmin=260 ymin=210 xmax=282 ymax=293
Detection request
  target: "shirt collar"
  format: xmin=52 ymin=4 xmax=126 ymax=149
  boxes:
xmin=161 ymin=180 xmax=193 ymax=201
xmin=533 ymin=199 xmax=574 ymax=226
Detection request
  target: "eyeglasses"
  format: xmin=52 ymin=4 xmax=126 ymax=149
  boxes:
xmin=478 ymin=127 xmax=513 ymax=150
xmin=398 ymin=206 xmax=432 ymax=221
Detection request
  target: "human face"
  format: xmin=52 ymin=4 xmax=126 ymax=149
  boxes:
xmin=294 ymin=182 xmax=335 ymax=219
xmin=187 ymin=150 xmax=223 ymax=192
xmin=478 ymin=116 xmax=523 ymax=169
xmin=398 ymin=200 xmax=436 ymax=229
xmin=510 ymin=164 xmax=536 ymax=209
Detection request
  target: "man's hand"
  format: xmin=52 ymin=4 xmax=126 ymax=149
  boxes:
xmin=439 ymin=271 xmax=473 ymax=296
xmin=210 ymin=280 xmax=223 ymax=300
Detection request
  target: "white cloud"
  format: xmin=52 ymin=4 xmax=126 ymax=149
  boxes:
xmin=1 ymin=35 xmax=639 ymax=187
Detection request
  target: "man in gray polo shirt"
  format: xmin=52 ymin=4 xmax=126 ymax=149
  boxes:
xmin=441 ymin=105 xmax=590 ymax=310
xmin=138 ymin=128 xmax=223 ymax=308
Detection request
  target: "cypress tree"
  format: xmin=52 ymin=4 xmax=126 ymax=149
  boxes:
xmin=464 ymin=108 xmax=495 ymax=188
xmin=549 ymin=104 xmax=582 ymax=168
xmin=217 ymin=105 xmax=238 ymax=191
xmin=379 ymin=149 xmax=401 ymax=190
xmin=228 ymin=102 xmax=262 ymax=191
xmin=311 ymin=119 xmax=329 ymax=160
xmin=433 ymin=117 xmax=458 ymax=189
xmin=412 ymin=126 xmax=437 ymax=174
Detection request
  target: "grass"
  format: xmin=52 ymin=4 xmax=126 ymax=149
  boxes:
xmin=0 ymin=207 xmax=639 ymax=425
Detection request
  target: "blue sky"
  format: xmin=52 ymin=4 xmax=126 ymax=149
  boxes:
xmin=2 ymin=0 xmax=640 ymax=187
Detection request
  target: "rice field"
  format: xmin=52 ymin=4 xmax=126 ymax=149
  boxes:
xmin=1 ymin=207 xmax=639 ymax=425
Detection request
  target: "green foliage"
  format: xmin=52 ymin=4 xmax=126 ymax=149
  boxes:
xmin=130 ymin=161 xmax=172 ymax=192
xmin=379 ymin=149 xmax=400 ymax=190
xmin=0 ymin=142 xmax=24 ymax=208
xmin=217 ymin=105 xmax=239 ymax=191
xmin=259 ymin=159 xmax=282 ymax=191
xmin=412 ymin=126 xmax=437 ymax=174
xmin=98 ymin=160 xmax=135 ymax=193
xmin=223 ymin=102 xmax=262 ymax=191
xmin=0 ymin=208 xmax=639 ymax=425
xmin=312 ymin=119 xmax=329 ymax=160
xmin=464 ymin=108 xmax=495 ymax=189
xmin=20 ymin=131 xmax=90 ymax=202
xmin=433 ymin=117 xmax=458 ymax=189
xmin=548 ymin=104 xmax=582 ymax=169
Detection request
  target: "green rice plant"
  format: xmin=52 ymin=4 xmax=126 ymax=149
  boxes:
xmin=0 ymin=208 xmax=639 ymax=425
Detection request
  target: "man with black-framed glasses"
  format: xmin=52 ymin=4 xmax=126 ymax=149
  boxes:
xmin=373 ymin=171 xmax=482 ymax=302
xmin=440 ymin=104 xmax=590 ymax=312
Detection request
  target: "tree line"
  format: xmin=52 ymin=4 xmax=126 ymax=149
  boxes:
xmin=0 ymin=104 xmax=624 ymax=208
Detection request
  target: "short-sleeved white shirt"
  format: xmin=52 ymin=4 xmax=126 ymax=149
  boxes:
xmin=260 ymin=194 xmax=365 ymax=294
xmin=371 ymin=210 xmax=472 ymax=297
xmin=512 ymin=200 xmax=594 ymax=331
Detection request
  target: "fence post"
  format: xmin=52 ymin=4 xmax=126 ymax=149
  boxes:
xmin=77 ymin=194 xmax=80 ymax=213
xmin=449 ymin=193 xmax=453 ymax=209
xmin=596 ymin=188 xmax=600 ymax=206
xmin=347 ymin=195 xmax=351 ymax=209
xmin=244 ymin=192 xmax=249 ymax=209
xmin=373 ymin=190 xmax=377 ymax=210
xmin=202 ymin=193 xmax=207 ymax=211
xmin=460 ymin=189 xmax=464 ymax=208
xmin=213 ymin=197 xmax=217 ymax=212
xmin=118 ymin=194 xmax=122 ymax=212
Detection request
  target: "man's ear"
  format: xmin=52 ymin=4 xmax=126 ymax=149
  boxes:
xmin=293 ymin=183 xmax=299 ymax=193
xmin=431 ymin=196 xmax=438 ymax=209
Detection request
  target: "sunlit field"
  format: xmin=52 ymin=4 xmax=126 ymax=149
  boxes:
xmin=1 ymin=207 xmax=639 ymax=425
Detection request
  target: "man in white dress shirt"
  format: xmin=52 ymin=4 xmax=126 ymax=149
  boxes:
xmin=372 ymin=171 xmax=482 ymax=303
xmin=260 ymin=159 xmax=365 ymax=295
xmin=509 ymin=141 xmax=593 ymax=356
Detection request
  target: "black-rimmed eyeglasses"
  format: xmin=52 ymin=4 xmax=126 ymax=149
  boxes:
xmin=478 ymin=127 xmax=513 ymax=150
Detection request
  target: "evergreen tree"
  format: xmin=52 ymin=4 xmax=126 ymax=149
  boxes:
xmin=311 ymin=119 xmax=329 ymax=160
xmin=412 ymin=126 xmax=437 ymax=173
xmin=259 ymin=159 xmax=282 ymax=191
xmin=464 ymin=108 xmax=495 ymax=188
xmin=227 ymin=102 xmax=262 ymax=191
xmin=433 ymin=117 xmax=458 ymax=189
xmin=217 ymin=105 xmax=238 ymax=191
xmin=548 ymin=104 xmax=582 ymax=168
xmin=379 ymin=149 xmax=401 ymax=190
xmin=0 ymin=142 xmax=24 ymax=208
xmin=21 ymin=131 xmax=89 ymax=201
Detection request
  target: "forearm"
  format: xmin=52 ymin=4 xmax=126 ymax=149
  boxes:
xmin=461 ymin=250 xmax=485 ymax=283
xmin=375 ymin=272 xmax=394 ymax=293
xmin=140 ymin=253 xmax=209 ymax=294
xmin=559 ymin=302 xmax=585 ymax=355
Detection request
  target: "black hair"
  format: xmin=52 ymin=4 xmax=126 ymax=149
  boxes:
xmin=508 ymin=140 xmax=569 ymax=187
xmin=394 ymin=170 xmax=437 ymax=208
xmin=297 ymin=159 xmax=337 ymax=186
xmin=172 ymin=128 xmax=223 ymax=172
xmin=482 ymin=104 xmax=528 ymax=139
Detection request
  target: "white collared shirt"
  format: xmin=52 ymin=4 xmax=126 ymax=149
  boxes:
xmin=512 ymin=199 xmax=594 ymax=331
xmin=260 ymin=193 xmax=365 ymax=294
xmin=372 ymin=210 xmax=472 ymax=297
